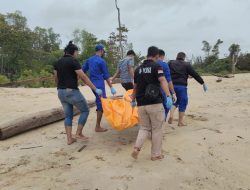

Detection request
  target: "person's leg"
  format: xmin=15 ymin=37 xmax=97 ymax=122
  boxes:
xmin=92 ymin=82 xmax=107 ymax=132
xmin=161 ymin=93 xmax=168 ymax=122
xmin=147 ymin=104 xmax=165 ymax=160
xmin=71 ymin=90 xmax=90 ymax=140
xmin=132 ymin=106 xmax=151 ymax=159
xmin=168 ymin=86 xmax=181 ymax=124
xmin=58 ymin=89 xmax=76 ymax=145
xmin=168 ymin=106 xmax=177 ymax=124
xmin=61 ymin=102 xmax=76 ymax=145
xmin=178 ymin=86 xmax=188 ymax=127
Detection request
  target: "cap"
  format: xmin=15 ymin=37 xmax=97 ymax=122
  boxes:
xmin=95 ymin=44 xmax=105 ymax=52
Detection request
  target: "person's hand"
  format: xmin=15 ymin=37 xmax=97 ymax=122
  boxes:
xmin=203 ymin=84 xmax=208 ymax=92
xmin=111 ymin=87 xmax=117 ymax=95
xmin=110 ymin=77 xmax=114 ymax=84
xmin=95 ymin=88 xmax=103 ymax=96
xmin=172 ymin=93 xmax=177 ymax=103
xmin=165 ymin=96 xmax=173 ymax=109
xmin=129 ymin=94 xmax=136 ymax=101
xmin=131 ymin=100 xmax=137 ymax=108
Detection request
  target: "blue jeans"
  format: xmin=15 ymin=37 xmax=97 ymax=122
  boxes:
xmin=58 ymin=89 xmax=89 ymax=127
xmin=173 ymin=85 xmax=188 ymax=112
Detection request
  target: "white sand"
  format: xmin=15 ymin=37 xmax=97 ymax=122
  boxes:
xmin=0 ymin=74 xmax=250 ymax=190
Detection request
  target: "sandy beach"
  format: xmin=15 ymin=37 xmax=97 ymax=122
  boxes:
xmin=0 ymin=74 xmax=250 ymax=190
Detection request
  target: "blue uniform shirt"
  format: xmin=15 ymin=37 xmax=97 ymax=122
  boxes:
xmin=82 ymin=55 xmax=110 ymax=81
xmin=157 ymin=60 xmax=172 ymax=82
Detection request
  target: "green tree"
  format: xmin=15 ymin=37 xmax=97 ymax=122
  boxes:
xmin=211 ymin=39 xmax=223 ymax=58
xmin=73 ymin=29 xmax=97 ymax=61
xmin=0 ymin=11 xmax=33 ymax=79
xmin=202 ymin=40 xmax=211 ymax=57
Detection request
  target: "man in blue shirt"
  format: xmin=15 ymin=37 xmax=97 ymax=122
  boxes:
xmin=83 ymin=44 xmax=117 ymax=132
xmin=157 ymin=49 xmax=177 ymax=120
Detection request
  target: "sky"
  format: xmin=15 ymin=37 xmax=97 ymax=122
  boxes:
xmin=1 ymin=0 xmax=250 ymax=59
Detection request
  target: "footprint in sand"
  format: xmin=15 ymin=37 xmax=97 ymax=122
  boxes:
xmin=187 ymin=114 xmax=208 ymax=122
xmin=111 ymin=175 xmax=134 ymax=181
xmin=0 ymin=156 xmax=30 ymax=174
xmin=173 ymin=155 xmax=184 ymax=163
xmin=95 ymin=156 xmax=105 ymax=161
xmin=51 ymin=149 xmax=69 ymax=157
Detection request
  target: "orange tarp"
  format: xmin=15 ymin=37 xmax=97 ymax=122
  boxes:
xmin=101 ymin=90 xmax=139 ymax=131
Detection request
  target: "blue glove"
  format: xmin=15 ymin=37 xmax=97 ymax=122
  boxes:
xmin=131 ymin=100 xmax=137 ymax=108
xmin=203 ymin=84 xmax=208 ymax=92
xmin=95 ymin=88 xmax=103 ymax=96
xmin=111 ymin=87 xmax=117 ymax=95
xmin=165 ymin=96 xmax=173 ymax=109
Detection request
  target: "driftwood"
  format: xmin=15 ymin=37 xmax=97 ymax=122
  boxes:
xmin=0 ymin=100 xmax=96 ymax=140
xmin=0 ymin=95 xmax=123 ymax=140
xmin=78 ymin=145 xmax=87 ymax=152
xmin=212 ymin=74 xmax=235 ymax=78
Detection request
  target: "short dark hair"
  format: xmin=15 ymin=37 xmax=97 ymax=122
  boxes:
xmin=147 ymin=46 xmax=159 ymax=57
xmin=127 ymin=50 xmax=136 ymax=56
xmin=159 ymin=49 xmax=165 ymax=57
xmin=176 ymin=52 xmax=186 ymax=60
xmin=64 ymin=41 xmax=79 ymax=55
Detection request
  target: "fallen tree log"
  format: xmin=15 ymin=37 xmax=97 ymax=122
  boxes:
xmin=211 ymin=74 xmax=235 ymax=78
xmin=0 ymin=95 xmax=123 ymax=140
xmin=0 ymin=100 xmax=96 ymax=140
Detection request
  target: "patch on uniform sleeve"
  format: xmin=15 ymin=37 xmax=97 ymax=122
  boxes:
xmin=158 ymin=70 xmax=164 ymax=74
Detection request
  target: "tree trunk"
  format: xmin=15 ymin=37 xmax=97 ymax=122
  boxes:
xmin=0 ymin=101 xmax=96 ymax=140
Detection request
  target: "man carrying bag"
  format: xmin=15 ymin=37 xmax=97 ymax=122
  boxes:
xmin=130 ymin=46 xmax=173 ymax=161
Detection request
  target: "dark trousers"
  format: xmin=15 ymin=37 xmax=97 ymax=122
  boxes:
xmin=121 ymin=82 xmax=134 ymax=91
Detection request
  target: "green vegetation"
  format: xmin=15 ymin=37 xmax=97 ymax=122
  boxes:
xmin=0 ymin=11 xmax=143 ymax=87
xmin=0 ymin=11 xmax=249 ymax=87
xmin=193 ymin=39 xmax=250 ymax=75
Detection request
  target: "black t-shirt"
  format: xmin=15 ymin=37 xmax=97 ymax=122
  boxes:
xmin=134 ymin=60 xmax=164 ymax=106
xmin=54 ymin=55 xmax=81 ymax=89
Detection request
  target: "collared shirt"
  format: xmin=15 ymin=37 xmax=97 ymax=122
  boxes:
xmin=157 ymin=60 xmax=172 ymax=82
xmin=118 ymin=56 xmax=134 ymax=83
xmin=82 ymin=55 xmax=110 ymax=81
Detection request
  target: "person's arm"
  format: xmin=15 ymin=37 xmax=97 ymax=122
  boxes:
xmin=128 ymin=58 xmax=135 ymax=82
xmin=130 ymin=69 xmax=137 ymax=101
xmin=82 ymin=60 xmax=89 ymax=73
xmin=168 ymin=81 xmax=175 ymax=94
xmin=187 ymin=64 xmax=204 ymax=85
xmin=75 ymin=69 xmax=97 ymax=91
xmin=159 ymin=76 xmax=171 ymax=97
xmin=128 ymin=64 xmax=134 ymax=83
xmin=111 ymin=68 xmax=120 ymax=82
xmin=164 ymin=63 xmax=175 ymax=94
xmin=100 ymin=60 xmax=112 ymax=88
xmin=53 ymin=70 xmax=58 ymax=85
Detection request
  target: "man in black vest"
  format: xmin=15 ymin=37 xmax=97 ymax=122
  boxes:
xmin=130 ymin=46 xmax=173 ymax=161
